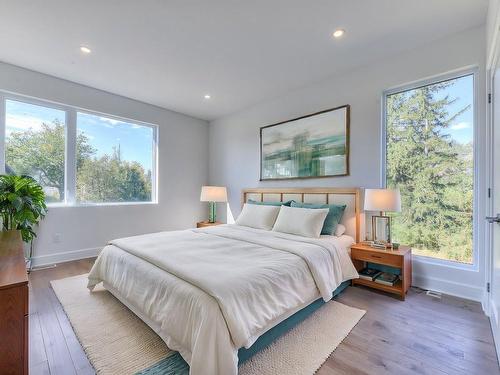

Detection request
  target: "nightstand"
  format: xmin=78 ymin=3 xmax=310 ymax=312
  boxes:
xmin=350 ymin=243 xmax=412 ymax=300
xmin=196 ymin=221 xmax=223 ymax=228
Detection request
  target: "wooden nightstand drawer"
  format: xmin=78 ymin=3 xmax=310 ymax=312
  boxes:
xmin=196 ymin=221 xmax=222 ymax=228
xmin=351 ymin=248 xmax=402 ymax=267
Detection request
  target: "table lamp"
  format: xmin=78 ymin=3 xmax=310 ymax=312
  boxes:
xmin=200 ymin=186 xmax=227 ymax=223
xmin=364 ymin=188 xmax=401 ymax=245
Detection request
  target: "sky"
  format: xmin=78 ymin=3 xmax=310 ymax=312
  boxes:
xmin=434 ymin=74 xmax=474 ymax=144
xmin=387 ymin=74 xmax=474 ymax=145
xmin=5 ymin=100 xmax=154 ymax=171
xmin=77 ymin=113 xmax=153 ymax=171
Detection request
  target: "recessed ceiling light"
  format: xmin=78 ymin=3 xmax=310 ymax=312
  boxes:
xmin=332 ymin=29 xmax=345 ymax=38
xmin=80 ymin=46 xmax=91 ymax=54
xmin=204 ymin=94 xmax=211 ymax=99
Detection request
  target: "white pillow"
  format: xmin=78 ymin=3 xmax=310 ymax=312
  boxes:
xmin=272 ymin=206 xmax=329 ymax=238
xmin=335 ymin=223 xmax=346 ymax=237
xmin=235 ymin=203 xmax=280 ymax=230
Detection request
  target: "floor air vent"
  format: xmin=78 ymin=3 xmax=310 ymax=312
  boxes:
xmin=425 ymin=290 xmax=442 ymax=299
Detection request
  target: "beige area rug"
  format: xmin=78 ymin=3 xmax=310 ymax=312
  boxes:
xmin=51 ymin=274 xmax=365 ymax=375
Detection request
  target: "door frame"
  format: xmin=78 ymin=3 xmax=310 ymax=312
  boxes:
xmin=485 ymin=22 xmax=500 ymax=365
xmin=485 ymin=31 xmax=500 ymax=318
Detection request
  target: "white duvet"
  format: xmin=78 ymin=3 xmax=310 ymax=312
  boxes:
xmin=87 ymin=224 xmax=358 ymax=375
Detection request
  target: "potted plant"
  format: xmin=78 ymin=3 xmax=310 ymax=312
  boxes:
xmin=0 ymin=175 xmax=47 ymax=271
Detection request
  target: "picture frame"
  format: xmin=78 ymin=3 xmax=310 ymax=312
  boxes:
xmin=260 ymin=105 xmax=350 ymax=180
xmin=372 ymin=215 xmax=391 ymax=243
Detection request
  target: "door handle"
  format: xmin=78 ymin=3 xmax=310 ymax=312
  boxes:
xmin=486 ymin=214 xmax=500 ymax=223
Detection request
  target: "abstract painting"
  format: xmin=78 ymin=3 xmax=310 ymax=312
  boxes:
xmin=260 ymin=105 xmax=350 ymax=180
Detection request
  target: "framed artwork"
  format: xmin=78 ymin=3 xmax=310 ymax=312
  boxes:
xmin=260 ymin=105 xmax=350 ymax=180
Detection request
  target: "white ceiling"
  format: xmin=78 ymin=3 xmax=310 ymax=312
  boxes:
xmin=0 ymin=0 xmax=488 ymax=121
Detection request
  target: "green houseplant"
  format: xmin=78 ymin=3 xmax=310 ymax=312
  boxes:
xmin=0 ymin=175 xmax=47 ymax=270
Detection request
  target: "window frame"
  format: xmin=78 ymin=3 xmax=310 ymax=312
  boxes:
xmin=381 ymin=66 xmax=479 ymax=270
xmin=0 ymin=91 xmax=159 ymax=207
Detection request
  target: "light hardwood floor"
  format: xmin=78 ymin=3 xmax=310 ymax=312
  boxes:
xmin=29 ymin=258 xmax=499 ymax=375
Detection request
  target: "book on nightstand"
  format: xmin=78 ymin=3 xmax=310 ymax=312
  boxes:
xmin=374 ymin=272 xmax=399 ymax=286
xmin=358 ymin=268 xmax=382 ymax=281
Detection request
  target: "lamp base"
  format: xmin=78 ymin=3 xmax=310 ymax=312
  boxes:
xmin=208 ymin=201 xmax=216 ymax=223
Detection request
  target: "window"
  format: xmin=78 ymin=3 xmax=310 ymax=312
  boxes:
xmin=76 ymin=113 xmax=154 ymax=203
xmin=5 ymin=100 xmax=66 ymax=203
xmin=384 ymin=73 xmax=474 ymax=264
xmin=2 ymin=95 xmax=157 ymax=205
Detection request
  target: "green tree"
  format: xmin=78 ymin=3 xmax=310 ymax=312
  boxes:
xmin=76 ymin=147 xmax=151 ymax=202
xmin=386 ymin=81 xmax=473 ymax=263
xmin=6 ymin=120 xmax=95 ymax=201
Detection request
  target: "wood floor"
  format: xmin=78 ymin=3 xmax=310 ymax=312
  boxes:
xmin=29 ymin=258 xmax=499 ymax=375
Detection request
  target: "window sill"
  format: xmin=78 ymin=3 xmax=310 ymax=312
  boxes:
xmin=412 ymin=254 xmax=478 ymax=272
xmin=47 ymin=201 xmax=158 ymax=208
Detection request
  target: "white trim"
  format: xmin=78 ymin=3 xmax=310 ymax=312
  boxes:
xmin=0 ymin=98 xmax=5 ymax=174
xmin=490 ymin=301 xmax=500 ymax=365
xmin=484 ymin=59 xmax=496 ymax=318
xmin=75 ymin=107 xmax=158 ymax=134
xmin=152 ymin=123 xmax=159 ymax=204
xmin=379 ymin=89 xmax=387 ymax=187
xmin=484 ymin=290 xmax=492 ymax=317
xmin=66 ymin=109 xmax=77 ymax=204
xmin=493 ymin=300 xmax=499 ymax=333
xmin=31 ymin=246 xmax=101 ymax=268
xmin=471 ymin=65 xmax=481 ymax=271
xmin=46 ymin=201 xmax=158 ymax=208
xmin=382 ymin=66 xmax=480 ymax=269
xmin=383 ymin=65 xmax=479 ymax=96
xmin=486 ymin=21 xmax=500 ymax=361
xmin=412 ymin=273 xmax=484 ymax=302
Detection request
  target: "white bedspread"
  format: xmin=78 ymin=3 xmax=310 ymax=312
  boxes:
xmin=87 ymin=225 xmax=358 ymax=375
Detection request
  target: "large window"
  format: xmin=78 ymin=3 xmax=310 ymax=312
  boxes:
xmin=384 ymin=73 xmax=474 ymax=264
xmin=76 ymin=113 xmax=154 ymax=203
xmin=2 ymin=95 xmax=157 ymax=205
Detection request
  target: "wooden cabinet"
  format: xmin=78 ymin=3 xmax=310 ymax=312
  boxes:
xmin=350 ymin=243 xmax=412 ymax=300
xmin=0 ymin=231 xmax=28 ymax=375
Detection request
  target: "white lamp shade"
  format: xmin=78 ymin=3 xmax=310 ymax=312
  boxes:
xmin=200 ymin=186 xmax=227 ymax=202
xmin=364 ymin=188 xmax=401 ymax=212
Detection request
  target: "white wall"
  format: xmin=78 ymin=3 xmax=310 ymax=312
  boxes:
xmin=209 ymin=26 xmax=487 ymax=302
xmin=0 ymin=62 xmax=209 ymax=266
xmin=488 ymin=0 xmax=500 ymax=66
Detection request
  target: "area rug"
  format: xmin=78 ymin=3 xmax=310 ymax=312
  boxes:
xmin=51 ymin=274 xmax=365 ymax=375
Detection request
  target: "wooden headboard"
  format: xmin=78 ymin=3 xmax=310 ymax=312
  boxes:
xmin=241 ymin=187 xmax=361 ymax=242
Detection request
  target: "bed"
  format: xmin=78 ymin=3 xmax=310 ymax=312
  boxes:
xmin=87 ymin=187 xmax=361 ymax=375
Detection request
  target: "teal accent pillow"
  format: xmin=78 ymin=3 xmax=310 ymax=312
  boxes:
xmin=248 ymin=199 xmax=294 ymax=207
xmin=290 ymin=202 xmax=346 ymax=235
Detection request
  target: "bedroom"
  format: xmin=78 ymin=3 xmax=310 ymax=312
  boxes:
xmin=0 ymin=0 xmax=499 ymax=374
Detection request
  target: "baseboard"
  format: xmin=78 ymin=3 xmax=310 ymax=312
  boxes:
xmin=490 ymin=299 xmax=500 ymax=366
xmin=31 ymin=247 xmax=101 ymax=268
xmin=484 ymin=290 xmax=492 ymax=317
xmin=412 ymin=273 xmax=484 ymax=302
xmin=492 ymin=299 xmax=499 ymax=327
